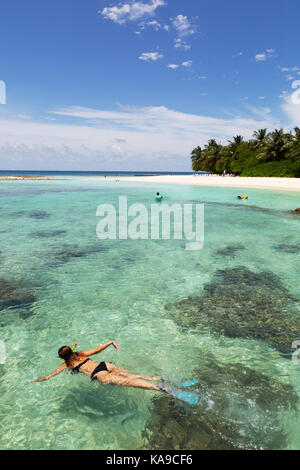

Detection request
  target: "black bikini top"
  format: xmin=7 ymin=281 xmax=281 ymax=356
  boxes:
xmin=71 ymin=358 xmax=90 ymax=374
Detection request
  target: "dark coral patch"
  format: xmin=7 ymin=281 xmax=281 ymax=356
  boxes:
xmin=165 ymin=267 xmax=300 ymax=354
xmin=141 ymin=355 xmax=297 ymax=450
xmin=274 ymin=244 xmax=300 ymax=254
xmin=29 ymin=211 xmax=50 ymax=219
xmin=49 ymin=244 xmax=107 ymax=265
xmin=31 ymin=230 xmax=66 ymax=238
xmin=0 ymin=279 xmax=36 ymax=311
xmin=19 ymin=310 xmax=35 ymax=320
xmin=215 ymin=244 xmax=245 ymax=258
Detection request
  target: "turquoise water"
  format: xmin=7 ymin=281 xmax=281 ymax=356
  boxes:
xmin=0 ymin=176 xmax=300 ymax=449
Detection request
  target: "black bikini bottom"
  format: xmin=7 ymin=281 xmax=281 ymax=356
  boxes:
xmin=91 ymin=361 xmax=108 ymax=381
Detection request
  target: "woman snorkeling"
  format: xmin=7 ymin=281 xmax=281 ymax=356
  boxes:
xmin=32 ymin=341 xmax=162 ymax=391
xmin=31 ymin=341 xmax=199 ymax=404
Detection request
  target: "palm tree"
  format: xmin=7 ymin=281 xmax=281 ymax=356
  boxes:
xmin=203 ymin=139 xmax=223 ymax=172
xmin=191 ymin=146 xmax=204 ymax=171
xmin=252 ymin=129 xmax=268 ymax=149
xmin=286 ymin=128 xmax=300 ymax=160
xmin=258 ymin=129 xmax=290 ymax=162
xmin=227 ymin=136 xmax=244 ymax=158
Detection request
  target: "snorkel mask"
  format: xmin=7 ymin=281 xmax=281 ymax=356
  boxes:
xmin=57 ymin=344 xmax=78 ymax=358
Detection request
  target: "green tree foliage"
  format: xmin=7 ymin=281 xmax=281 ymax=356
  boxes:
xmin=191 ymin=146 xmax=203 ymax=172
xmin=190 ymin=128 xmax=300 ymax=177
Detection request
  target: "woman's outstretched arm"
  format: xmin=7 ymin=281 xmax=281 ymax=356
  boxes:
xmin=32 ymin=362 xmax=67 ymax=382
xmin=80 ymin=341 xmax=120 ymax=357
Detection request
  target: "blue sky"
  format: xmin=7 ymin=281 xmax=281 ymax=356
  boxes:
xmin=0 ymin=0 xmax=300 ymax=170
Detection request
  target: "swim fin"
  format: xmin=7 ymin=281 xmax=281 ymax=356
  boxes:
xmin=162 ymin=377 xmax=198 ymax=388
xmin=181 ymin=379 xmax=198 ymax=387
xmin=176 ymin=391 xmax=199 ymax=405
xmin=158 ymin=384 xmax=199 ymax=405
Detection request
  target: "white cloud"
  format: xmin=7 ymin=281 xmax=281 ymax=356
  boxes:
xmin=171 ymin=14 xmax=197 ymax=51
xmin=139 ymin=51 xmax=163 ymax=61
xmin=183 ymin=75 xmax=207 ymax=81
xmin=255 ymin=53 xmax=267 ymax=62
xmin=146 ymin=20 xmax=161 ymax=30
xmin=279 ymin=66 xmax=300 ymax=82
xmin=171 ymin=14 xmax=196 ymax=37
xmin=254 ymin=48 xmax=275 ymax=62
xmin=137 ymin=19 xmax=162 ymax=32
xmin=101 ymin=0 xmax=166 ymax=25
xmin=168 ymin=61 xmax=194 ymax=70
xmin=182 ymin=60 xmax=192 ymax=68
xmin=280 ymin=66 xmax=299 ymax=72
xmin=50 ymin=104 xmax=277 ymax=139
xmin=0 ymin=104 xmax=281 ymax=170
xmin=16 ymin=114 xmax=32 ymax=120
xmin=281 ymin=88 xmax=300 ymax=125
xmin=174 ymin=38 xmax=191 ymax=51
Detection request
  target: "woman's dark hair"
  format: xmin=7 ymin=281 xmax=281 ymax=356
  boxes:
xmin=157 ymin=192 xmax=160 ymax=196
xmin=58 ymin=345 xmax=73 ymax=360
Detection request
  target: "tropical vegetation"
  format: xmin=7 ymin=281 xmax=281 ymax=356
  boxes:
xmin=190 ymin=128 xmax=300 ymax=177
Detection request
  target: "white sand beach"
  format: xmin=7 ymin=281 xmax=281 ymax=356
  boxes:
xmin=105 ymin=175 xmax=300 ymax=192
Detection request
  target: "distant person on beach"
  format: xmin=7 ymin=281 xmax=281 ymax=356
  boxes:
xmin=156 ymin=192 xmax=164 ymax=202
xmin=31 ymin=342 xmax=162 ymax=391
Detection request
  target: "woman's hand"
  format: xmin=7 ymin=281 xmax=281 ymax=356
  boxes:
xmin=112 ymin=341 xmax=120 ymax=352
xmin=26 ymin=376 xmax=48 ymax=384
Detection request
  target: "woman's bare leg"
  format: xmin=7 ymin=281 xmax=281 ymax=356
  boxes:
xmin=96 ymin=371 xmax=160 ymax=391
xmin=106 ymin=363 xmax=160 ymax=381
xmin=118 ymin=371 xmax=160 ymax=381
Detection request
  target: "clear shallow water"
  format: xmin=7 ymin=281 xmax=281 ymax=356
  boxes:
xmin=0 ymin=177 xmax=300 ymax=449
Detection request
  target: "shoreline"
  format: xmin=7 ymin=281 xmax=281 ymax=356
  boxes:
xmin=0 ymin=176 xmax=55 ymax=180
xmin=103 ymin=175 xmax=300 ymax=192
xmin=1 ymin=173 xmax=300 ymax=191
